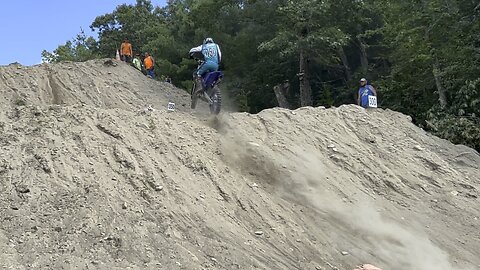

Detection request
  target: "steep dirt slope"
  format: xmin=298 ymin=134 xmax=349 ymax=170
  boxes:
xmin=0 ymin=59 xmax=189 ymax=112
xmin=0 ymin=60 xmax=479 ymax=270
xmin=220 ymin=107 xmax=480 ymax=269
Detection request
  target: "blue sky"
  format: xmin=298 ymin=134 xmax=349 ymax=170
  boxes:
xmin=0 ymin=0 xmax=166 ymax=66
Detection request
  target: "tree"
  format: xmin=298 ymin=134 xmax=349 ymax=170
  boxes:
xmin=90 ymin=0 xmax=164 ymax=57
xmin=260 ymin=0 xmax=352 ymax=106
xmin=42 ymin=30 xmax=99 ymax=63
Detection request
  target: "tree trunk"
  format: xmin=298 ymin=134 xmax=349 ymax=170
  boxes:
xmin=421 ymin=0 xmax=447 ymax=109
xmin=358 ymin=38 xmax=369 ymax=76
xmin=356 ymin=24 xmax=369 ymax=76
xmin=273 ymin=81 xmax=291 ymax=109
xmin=298 ymin=49 xmax=312 ymax=106
xmin=337 ymin=46 xmax=352 ymax=82
xmin=433 ymin=59 xmax=447 ymax=109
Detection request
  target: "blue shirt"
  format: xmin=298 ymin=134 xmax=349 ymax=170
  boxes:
xmin=202 ymin=43 xmax=220 ymax=64
xmin=359 ymin=85 xmax=375 ymax=108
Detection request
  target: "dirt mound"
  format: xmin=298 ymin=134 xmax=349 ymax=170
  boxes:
xmin=0 ymin=59 xmax=190 ymax=112
xmin=0 ymin=60 xmax=479 ymax=270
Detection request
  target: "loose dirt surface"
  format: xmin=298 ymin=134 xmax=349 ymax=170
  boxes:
xmin=0 ymin=59 xmax=479 ymax=270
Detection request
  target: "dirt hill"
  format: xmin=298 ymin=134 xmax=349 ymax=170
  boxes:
xmin=0 ymin=59 xmax=479 ymax=270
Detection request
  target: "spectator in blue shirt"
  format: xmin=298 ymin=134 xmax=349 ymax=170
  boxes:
xmin=357 ymin=78 xmax=377 ymax=108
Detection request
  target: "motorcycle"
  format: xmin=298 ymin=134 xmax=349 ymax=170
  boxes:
xmin=190 ymin=60 xmax=223 ymax=115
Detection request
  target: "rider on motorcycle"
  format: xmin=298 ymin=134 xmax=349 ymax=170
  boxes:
xmin=189 ymin=38 xmax=222 ymax=92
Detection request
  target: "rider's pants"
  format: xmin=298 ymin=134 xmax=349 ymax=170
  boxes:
xmin=197 ymin=61 xmax=219 ymax=77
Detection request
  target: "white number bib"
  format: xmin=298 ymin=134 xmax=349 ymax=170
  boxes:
xmin=368 ymin=96 xmax=377 ymax=108
xmin=167 ymin=102 xmax=176 ymax=112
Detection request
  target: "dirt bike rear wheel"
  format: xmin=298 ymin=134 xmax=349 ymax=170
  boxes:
xmin=209 ymin=86 xmax=221 ymax=115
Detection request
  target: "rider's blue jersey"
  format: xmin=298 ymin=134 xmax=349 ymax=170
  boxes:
xmin=202 ymin=43 xmax=220 ymax=64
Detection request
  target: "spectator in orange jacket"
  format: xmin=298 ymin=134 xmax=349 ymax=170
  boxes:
xmin=120 ymin=38 xmax=133 ymax=63
xmin=144 ymin=52 xmax=155 ymax=78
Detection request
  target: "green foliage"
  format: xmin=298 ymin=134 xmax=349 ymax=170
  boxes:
xmin=42 ymin=30 xmax=99 ymax=63
xmin=430 ymin=115 xmax=480 ymax=151
xmin=429 ymin=78 xmax=480 ymax=150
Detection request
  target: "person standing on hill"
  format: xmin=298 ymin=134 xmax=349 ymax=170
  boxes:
xmin=144 ymin=52 xmax=155 ymax=78
xmin=132 ymin=53 xmax=142 ymax=72
xmin=120 ymin=38 xmax=133 ymax=63
xmin=357 ymin=78 xmax=377 ymax=108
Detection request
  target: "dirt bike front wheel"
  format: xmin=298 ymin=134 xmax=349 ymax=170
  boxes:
xmin=209 ymin=86 xmax=221 ymax=115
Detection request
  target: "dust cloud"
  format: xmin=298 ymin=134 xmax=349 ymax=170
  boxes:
xmin=219 ymin=110 xmax=479 ymax=269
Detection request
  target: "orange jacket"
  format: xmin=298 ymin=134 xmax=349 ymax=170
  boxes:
xmin=144 ymin=56 xmax=154 ymax=70
xmin=120 ymin=42 xmax=132 ymax=56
